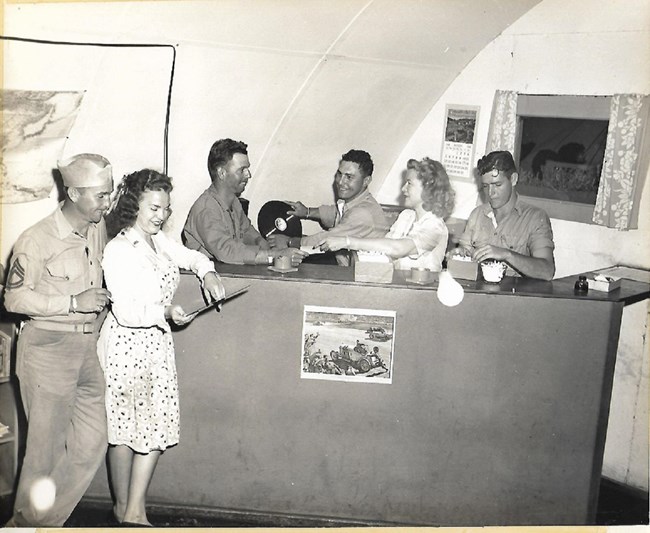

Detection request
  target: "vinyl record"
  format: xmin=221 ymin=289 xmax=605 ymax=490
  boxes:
xmin=257 ymin=200 xmax=303 ymax=238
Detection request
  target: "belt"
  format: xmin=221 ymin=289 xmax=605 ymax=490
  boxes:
xmin=29 ymin=320 xmax=96 ymax=334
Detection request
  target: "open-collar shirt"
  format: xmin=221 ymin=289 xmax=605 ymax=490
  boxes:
xmin=301 ymin=189 xmax=389 ymax=248
xmin=459 ymin=192 xmax=554 ymax=260
xmin=183 ymin=184 xmax=264 ymax=265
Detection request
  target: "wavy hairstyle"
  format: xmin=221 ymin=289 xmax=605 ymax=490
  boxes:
xmin=106 ymin=169 xmax=173 ymax=238
xmin=406 ymin=158 xmax=455 ymax=219
xmin=207 ymin=138 xmax=248 ymax=182
xmin=477 ymin=150 xmax=517 ymax=178
xmin=341 ymin=149 xmax=374 ymax=177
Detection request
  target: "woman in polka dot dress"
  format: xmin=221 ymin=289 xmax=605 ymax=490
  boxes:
xmin=97 ymin=169 xmax=225 ymax=527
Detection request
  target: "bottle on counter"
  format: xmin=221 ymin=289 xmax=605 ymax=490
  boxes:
xmin=574 ymin=275 xmax=589 ymax=294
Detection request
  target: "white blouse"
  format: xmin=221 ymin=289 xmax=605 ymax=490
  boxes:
xmin=385 ymin=209 xmax=448 ymax=272
xmin=102 ymin=227 xmax=216 ymax=331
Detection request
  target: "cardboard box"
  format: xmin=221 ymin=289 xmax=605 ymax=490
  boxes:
xmin=447 ymin=256 xmax=479 ymax=281
xmin=353 ymin=252 xmax=394 ymax=283
xmin=587 ymin=276 xmax=622 ymax=292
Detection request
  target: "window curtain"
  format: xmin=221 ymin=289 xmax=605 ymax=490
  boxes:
xmin=485 ymin=90 xmax=518 ymax=153
xmin=592 ymin=94 xmax=650 ymax=230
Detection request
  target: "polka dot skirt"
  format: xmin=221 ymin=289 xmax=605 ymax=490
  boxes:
xmin=102 ymin=258 xmax=181 ymax=453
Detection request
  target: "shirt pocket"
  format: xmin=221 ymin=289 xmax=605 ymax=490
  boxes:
xmin=45 ymin=256 xmax=84 ymax=284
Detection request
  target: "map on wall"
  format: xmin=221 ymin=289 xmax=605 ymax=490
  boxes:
xmin=1 ymin=90 xmax=85 ymax=203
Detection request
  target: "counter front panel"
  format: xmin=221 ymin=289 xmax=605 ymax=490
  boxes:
xmin=134 ymin=264 xmax=629 ymax=526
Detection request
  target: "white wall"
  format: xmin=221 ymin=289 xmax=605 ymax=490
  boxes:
xmin=2 ymin=0 xmax=647 ymax=493
xmin=2 ymin=33 xmax=173 ymax=267
xmin=377 ymin=0 xmax=650 ymax=490
xmin=1 ymin=0 xmax=538 ymax=267
xmin=378 ymin=0 xmax=650 ymax=278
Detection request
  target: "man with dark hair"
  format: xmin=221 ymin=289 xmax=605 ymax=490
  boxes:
xmin=454 ymin=150 xmax=555 ymax=280
xmin=3 ymin=153 xmax=113 ymax=526
xmin=183 ymin=138 xmax=301 ymax=265
xmin=269 ymin=149 xmax=389 ymax=265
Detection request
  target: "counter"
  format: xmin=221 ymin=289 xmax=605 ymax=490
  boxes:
xmin=89 ymin=263 xmax=650 ymax=526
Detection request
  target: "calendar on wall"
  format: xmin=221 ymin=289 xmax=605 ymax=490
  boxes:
xmin=441 ymin=104 xmax=479 ymax=180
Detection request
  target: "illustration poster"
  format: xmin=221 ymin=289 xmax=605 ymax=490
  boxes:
xmin=301 ymin=305 xmax=395 ymax=384
xmin=441 ymin=104 xmax=479 ymax=179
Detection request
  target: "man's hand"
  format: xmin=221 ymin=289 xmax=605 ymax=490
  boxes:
xmin=472 ymin=244 xmax=511 ymax=264
xmin=286 ymin=201 xmax=308 ymax=218
xmin=202 ymin=272 xmax=226 ymax=310
xmin=267 ymin=234 xmax=290 ymax=249
xmin=319 ymin=236 xmax=347 ymax=252
xmin=256 ymin=236 xmax=271 ymax=251
xmin=447 ymin=246 xmax=471 ymax=260
xmin=286 ymin=248 xmax=308 ymax=267
xmin=75 ymin=288 xmax=112 ymax=313
xmin=269 ymin=248 xmax=308 ymax=266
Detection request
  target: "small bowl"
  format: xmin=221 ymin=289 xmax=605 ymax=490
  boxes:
xmin=480 ymin=260 xmax=506 ymax=283
xmin=410 ymin=267 xmax=433 ymax=284
xmin=273 ymin=255 xmax=292 ymax=270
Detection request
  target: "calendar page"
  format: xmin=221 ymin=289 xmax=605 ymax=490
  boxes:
xmin=441 ymin=105 xmax=479 ymax=180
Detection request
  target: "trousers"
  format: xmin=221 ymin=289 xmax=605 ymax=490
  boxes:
xmin=8 ymin=322 xmax=107 ymax=527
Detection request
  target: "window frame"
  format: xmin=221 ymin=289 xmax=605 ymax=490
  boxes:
xmin=514 ymin=94 xmax=611 ymax=224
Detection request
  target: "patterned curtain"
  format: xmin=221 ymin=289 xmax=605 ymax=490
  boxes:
xmin=485 ymin=90 xmax=518 ymax=153
xmin=593 ymin=94 xmax=650 ymax=230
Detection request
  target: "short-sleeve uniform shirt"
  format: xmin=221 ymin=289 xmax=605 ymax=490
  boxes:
xmin=183 ymin=184 xmax=265 ymax=265
xmin=459 ymin=193 xmax=554 ymax=275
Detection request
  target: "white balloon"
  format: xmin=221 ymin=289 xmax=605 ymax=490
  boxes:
xmin=437 ymin=270 xmax=464 ymax=307
xmin=30 ymin=476 xmax=56 ymax=512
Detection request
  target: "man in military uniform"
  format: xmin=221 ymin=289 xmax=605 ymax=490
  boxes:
xmin=3 ymin=154 xmax=113 ymax=527
xmin=269 ymin=149 xmax=389 ymax=266
xmin=454 ymin=150 xmax=555 ymax=280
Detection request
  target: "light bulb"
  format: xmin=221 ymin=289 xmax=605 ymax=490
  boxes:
xmin=30 ymin=476 xmax=56 ymax=512
xmin=437 ymin=270 xmax=464 ymax=307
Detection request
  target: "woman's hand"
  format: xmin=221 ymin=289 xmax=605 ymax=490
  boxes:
xmin=165 ymin=304 xmax=195 ymax=326
xmin=319 ymin=236 xmax=347 ymax=252
xmin=202 ymin=272 xmax=226 ymax=310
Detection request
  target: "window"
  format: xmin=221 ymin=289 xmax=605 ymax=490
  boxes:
xmin=514 ymin=95 xmax=611 ymax=223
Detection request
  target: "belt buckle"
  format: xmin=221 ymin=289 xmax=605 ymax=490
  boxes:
xmin=80 ymin=323 xmax=93 ymax=334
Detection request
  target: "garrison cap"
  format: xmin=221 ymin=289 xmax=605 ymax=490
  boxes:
xmin=57 ymin=153 xmax=112 ymax=188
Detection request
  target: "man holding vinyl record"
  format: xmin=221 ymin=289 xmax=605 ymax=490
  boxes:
xmin=268 ymin=149 xmax=389 ymax=266
xmin=183 ymin=138 xmax=304 ymax=266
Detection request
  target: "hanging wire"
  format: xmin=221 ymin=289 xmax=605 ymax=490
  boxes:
xmin=0 ymin=35 xmax=177 ymax=174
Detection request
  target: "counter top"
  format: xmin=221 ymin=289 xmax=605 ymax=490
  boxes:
xmin=204 ymin=262 xmax=650 ymax=306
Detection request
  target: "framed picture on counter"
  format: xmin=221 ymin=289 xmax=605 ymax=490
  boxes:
xmin=441 ymin=104 xmax=479 ymax=180
xmin=301 ymin=305 xmax=395 ymax=384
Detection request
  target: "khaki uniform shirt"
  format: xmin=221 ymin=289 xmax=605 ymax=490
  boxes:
xmin=302 ymin=190 xmax=389 ymax=244
xmin=183 ymin=184 xmax=264 ymax=265
xmin=4 ymin=205 xmax=106 ymax=324
xmin=459 ymin=194 xmax=554 ymax=275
